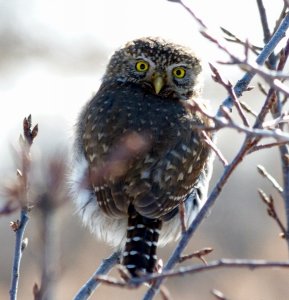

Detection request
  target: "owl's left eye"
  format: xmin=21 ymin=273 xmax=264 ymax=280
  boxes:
xmin=135 ymin=60 xmax=150 ymax=72
xmin=172 ymin=67 xmax=186 ymax=79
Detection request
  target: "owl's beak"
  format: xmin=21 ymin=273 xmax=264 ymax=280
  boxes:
xmin=152 ymin=73 xmax=165 ymax=94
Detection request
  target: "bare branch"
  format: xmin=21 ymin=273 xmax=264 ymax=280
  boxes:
xmin=209 ymin=63 xmax=250 ymax=126
xmin=179 ymin=247 xmax=213 ymax=264
xmin=258 ymin=82 xmax=268 ymax=96
xmin=203 ymin=31 xmax=289 ymax=97
xmin=220 ymin=26 xmax=262 ymax=55
xmin=167 ymin=0 xmax=207 ymax=29
xmin=9 ymin=115 xmax=38 ymax=300
xmin=201 ymin=131 xmax=228 ymax=167
xmin=89 ymin=259 xmax=289 ymax=290
xmin=239 ymin=101 xmax=258 ymax=117
xmin=191 ymin=99 xmax=289 ymax=142
xmin=73 ymin=251 xmax=121 ymax=300
xmin=258 ymin=189 xmax=287 ymax=238
xmin=256 ymin=0 xmax=271 ymax=44
xmin=178 ymin=200 xmax=187 ymax=234
xmin=203 ymin=11 xmax=289 ymax=113
xmin=136 ymin=259 xmax=289 ymax=286
xmin=257 ymin=165 xmax=284 ymax=195
xmin=248 ymin=141 xmax=289 ymax=153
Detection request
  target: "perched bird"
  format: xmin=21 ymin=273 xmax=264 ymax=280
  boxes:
xmin=71 ymin=37 xmax=213 ymax=277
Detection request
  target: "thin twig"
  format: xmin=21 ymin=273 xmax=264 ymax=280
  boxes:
xmin=159 ymin=285 xmax=172 ymax=300
xmin=191 ymin=100 xmax=289 ymax=142
xmin=269 ymin=37 xmax=289 ymax=249
xmin=248 ymin=141 xmax=289 ymax=153
xmin=91 ymin=259 xmax=289 ymax=289
xmin=168 ymin=0 xmax=207 ymax=29
xmin=93 ymin=275 xmax=127 ymax=288
xmin=240 ymin=101 xmax=258 ymax=117
xmin=273 ymin=4 xmax=288 ymax=35
xmin=258 ymin=82 xmax=268 ymax=96
xmin=209 ymin=11 xmax=289 ymax=113
xmin=256 ymin=0 xmax=277 ymax=68
xmin=9 ymin=115 xmax=38 ymax=300
xmin=201 ymin=131 xmax=228 ymax=167
xmin=257 ymin=0 xmax=271 ymax=43
xmin=257 ymin=165 xmax=284 ymax=195
xmin=209 ymin=63 xmax=250 ymax=126
xmin=258 ymin=189 xmax=287 ymax=238
xmin=179 ymin=247 xmax=213 ymax=264
xmin=178 ymin=200 xmax=187 ymax=234
xmin=204 ymin=30 xmax=289 ymax=96
xmin=220 ymin=26 xmax=261 ymax=55
xmin=136 ymin=259 xmax=289 ymax=285
xmin=262 ymin=114 xmax=289 ymax=128
xmin=277 ymin=38 xmax=289 ymax=71
xmin=73 ymin=251 xmax=121 ymax=300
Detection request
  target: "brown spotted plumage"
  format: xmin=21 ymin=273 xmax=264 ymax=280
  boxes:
xmin=71 ymin=37 xmax=213 ymax=277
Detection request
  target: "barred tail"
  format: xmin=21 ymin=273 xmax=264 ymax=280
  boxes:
xmin=122 ymin=207 xmax=162 ymax=277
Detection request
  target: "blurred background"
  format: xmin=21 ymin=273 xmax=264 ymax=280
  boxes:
xmin=1 ymin=0 xmax=289 ymax=299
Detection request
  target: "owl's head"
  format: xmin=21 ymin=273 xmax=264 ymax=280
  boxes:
xmin=103 ymin=37 xmax=203 ymax=100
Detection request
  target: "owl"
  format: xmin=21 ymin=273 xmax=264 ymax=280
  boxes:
xmin=71 ymin=37 xmax=213 ymax=277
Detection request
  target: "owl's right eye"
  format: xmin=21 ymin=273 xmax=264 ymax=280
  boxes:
xmin=135 ymin=60 xmax=149 ymax=72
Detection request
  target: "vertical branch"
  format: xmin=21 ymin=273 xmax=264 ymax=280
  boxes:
xmin=256 ymin=0 xmax=271 ymax=42
xmin=276 ymin=41 xmax=289 ymax=247
xmin=9 ymin=209 xmax=29 ymax=300
xmin=275 ymin=92 xmax=289 ymax=246
xmin=278 ymin=151 xmax=289 ymax=243
xmin=267 ymin=40 xmax=289 ymax=248
xmin=9 ymin=115 xmax=38 ymax=300
xmin=256 ymin=0 xmax=277 ymax=68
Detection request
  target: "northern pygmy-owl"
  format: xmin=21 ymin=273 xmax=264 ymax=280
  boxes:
xmin=71 ymin=37 xmax=213 ymax=277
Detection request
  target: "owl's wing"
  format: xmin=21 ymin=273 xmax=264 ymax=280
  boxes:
xmin=129 ymin=131 xmax=209 ymax=220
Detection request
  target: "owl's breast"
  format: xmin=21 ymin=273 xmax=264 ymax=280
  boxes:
xmin=83 ymin=83 xmax=194 ymax=158
xmin=81 ymin=82 xmax=210 ymax=219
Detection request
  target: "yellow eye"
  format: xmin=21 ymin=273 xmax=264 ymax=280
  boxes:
xmin=135 ymin=60 xmax=149 ymax=72
xmin=172 ymin=67 xmax=186 ymax=79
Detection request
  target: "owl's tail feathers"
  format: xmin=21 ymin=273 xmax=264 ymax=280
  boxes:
xmin=122 ymin=206 xmax=162 ymax=277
